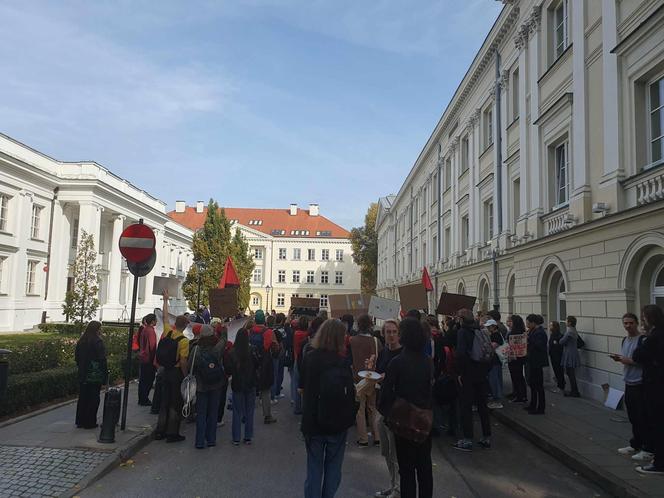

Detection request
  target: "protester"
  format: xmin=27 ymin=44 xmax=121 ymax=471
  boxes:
xmin=454 ymin=309 xmax=492 ymax=451
xmin=212 ymin=321 xmax=232 ymax=427
xmin=75 ymin=321 xmax=108 ymax=429
xmin=350 ymin=313 xmax=381 ymax=447
xmin=506 ymin=315 xmax=528 ymax=403
xmin=525 ymin=314 xmax=547 ymax=415
xmin=485 ymin=319 xmax=505 ymax=409
xmin=613 ymin=312 xmax=652 ymax=461
xmin=375 ymin=319 xmax=402 ymax=498
xmin=341 ymin=314 xmax=355 ymax=336
xmin=548 ymin=321 xmax=565 ymax=391
xmin=155 ymin=291 xmax=189 ymax=443
xmin=138 ymin=313 xmax=157 ymax=406
xmin=292 ymin=315 xmax=310 ymax=415
xmin=379 ymin=318 xmax=433 ymax=498
xmin=435 ymin=317 xmax=459 ymax=438
xmin=272 ymin=313 xmax=287 ymax=401
xmin=633 ymin=304 xmax=664 ymax=475
xmin=559 ymin=315 xmax=581 ymax=397
xmin=249 ymin=310 xmax=278 ymax=424
xmin=300 ymin=319 xmax=358 ymax=498
xmin=188 ymin=324 xmax=225 ymax=449
xmin=225 ymin=327 xmax=259 ymax=445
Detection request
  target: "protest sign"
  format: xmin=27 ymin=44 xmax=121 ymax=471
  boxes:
xmin=152 ymin=276 xmax=180 ymax=297
xmin=208 ymin=288 xmax=239 ymax=318
xmin=368 ymin=295 xmax=401 ymax=320
xmin=398 ymin=283 xmax=428 ymax=312
xmin=508 ymin=334 xmax=527 ymax=360
xmin=328 ymin=293 xmax=370 ymax=319
xmin=435 ymin=292 xmax=477 ymax=315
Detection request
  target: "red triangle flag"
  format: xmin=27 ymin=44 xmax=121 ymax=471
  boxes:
xmin=422 ymin=266 xmax=433 ymax=292
xmin=219 ymin=256 xmax=240 ymax=288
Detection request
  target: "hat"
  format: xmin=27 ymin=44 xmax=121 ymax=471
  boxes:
xmin=200 ymin=324 xmax=214 ymax=337
xmin=255 ymin=310 xmax=266 ymax=325
xmin=484 ymin=319 xmax=498 ymax=327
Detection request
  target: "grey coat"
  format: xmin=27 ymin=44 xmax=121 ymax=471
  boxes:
xmin=559 ymin=326 xmax=581 ymax=368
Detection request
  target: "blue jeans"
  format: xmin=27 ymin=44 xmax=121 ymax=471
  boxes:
xmin=195 ymin=389 xmax=222 ymax=447
xmin=232 ymin=390 xmax=255 ymax=442
xmin=272 ymin=356 xmax=284 ymax=399
xmin=488 ymin=363 xmax=504 ymax=401
xmin=304 ymin=431 xmax=348 ymax=498
xmin=292 ymin=364 xmax=302 ymax=414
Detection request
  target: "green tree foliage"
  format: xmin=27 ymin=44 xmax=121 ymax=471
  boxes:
xmin=62 ymin=230 xmax=100 ymax=327
xmin=350 ymin=202 xmax=379 ymax=293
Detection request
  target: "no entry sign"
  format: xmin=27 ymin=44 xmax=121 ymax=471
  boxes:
xmin=119 ymin=223 xmax=155 ymax=263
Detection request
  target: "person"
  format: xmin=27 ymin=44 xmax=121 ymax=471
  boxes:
xmin=202 ymin=306 xmax=211 ymax=324
xmin=633 ymin=305 xmax=664 ymax=475
xmin=525 ymin=314 xmax=548 ymax=415
xmin=379 ymin=318 xmax=433 ymax=498
xmin=375 ymin=320 xmax=402 ymax=498
xmin=155 ymin=291 xmax=189 ymax=443
xmin=272 ymin=313 xmax=287 ymax=401
xmin=548 ymin=321 xmax=565 ymax=391
xmin=249 ymin=310 xmax=278 ymax=424
xmin=350 ymin=313 xmax=381 ymax=447
xmin=212 ymin=320 xmax=232 ymax=427
xmin=613 ymin=312 xmax=652 ymax=461
xmin=292 ymin=315 xmax=310 ymax=415
xmin=301 ymin=319 xmax=358 ymax=498
xmin=225 ymin=327 xmax=259 ymax=445
xmin=406 ymin=309 xmax=421 ymax=321
xmin=188 ymin=324 xmax=225 ymax=449
xmin=341 ymin=314 xmax=355 ymax=336
xmin=138 ymin=313 xmax=157 ymax=406
xmin=559 ymin=315 xmax=581 ymax=397
xmin=453 ymin=309 xmax=491 ymax=451
xmin=485 ymin=319 xmax=505 ymax=409
xmin=75 ymin=321 xmax=108 ymax=429
xmin=506 ymin=315 xmax=528 ymax=403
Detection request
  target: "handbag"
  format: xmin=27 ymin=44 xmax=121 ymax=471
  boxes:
xmin=386 ymin=397 xmax=433 ymax=444
xmin=181 ymin=346 xmax=198 ymax=418
xmin=576 ymin=335 xmax=585 ymax=349
xmin=85 ymin=360 xmax=104 ymax=384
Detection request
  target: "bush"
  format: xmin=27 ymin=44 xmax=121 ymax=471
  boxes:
xmin=0 ymin=335 xmax=78 ymax=375
xmin=38 ymin=323 xmax=84 ymax=335
xmin=1 ymin=366 xmax=79 ymax=417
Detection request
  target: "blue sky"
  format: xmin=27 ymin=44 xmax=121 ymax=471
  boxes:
xmin=0 ymin=1 xmax=503 ymax=229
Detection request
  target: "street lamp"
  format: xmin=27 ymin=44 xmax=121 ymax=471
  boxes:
xmin=265 ymin=284 xmax=272 ymax=312
xmin=195 ymin=260 xmax=206 ymax=311
xmin=490 ymin=239 xmax=500 ymax=311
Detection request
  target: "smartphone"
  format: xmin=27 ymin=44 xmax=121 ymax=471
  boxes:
xmin=608 ymin=353 xmax=621 ymax=361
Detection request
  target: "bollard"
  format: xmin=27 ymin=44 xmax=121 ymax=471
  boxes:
xmin=98 ymin=386 xmax=122 ymax=443
xmin=0 ymin=349 xmax=11 ymax=401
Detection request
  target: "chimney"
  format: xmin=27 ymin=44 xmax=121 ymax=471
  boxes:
xmin=289 ymin=203 xmax=298 ymax=216
xmin=196 ymin=201 xmax=204 ymax=214
xmin=309 ymin=203 xmax=319 ymax=216
xmin=175 ymin=200 xmax=186 ymax=213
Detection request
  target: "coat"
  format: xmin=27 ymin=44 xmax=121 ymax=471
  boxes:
xmin=527 ymin=326 xmax=549 ymax=369
xmin=188 ymin=335 xmax=226 ymax=392
xmin=559 ymin=326 xmax=581 ymax=368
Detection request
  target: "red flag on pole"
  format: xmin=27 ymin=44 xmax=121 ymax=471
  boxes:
xmin=218 ymin=256 xmax=240 ymax=288
xmin=422 ymin=267 xmax=433 ymax=292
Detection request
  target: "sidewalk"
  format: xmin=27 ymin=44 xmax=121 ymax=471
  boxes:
xmin=0 ymin=382 xmax=157 ymax=498
xmin=492 ymin=385 xmax=664 ymax=498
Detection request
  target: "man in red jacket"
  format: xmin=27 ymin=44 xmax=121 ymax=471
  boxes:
xmin=138 ymin=313 xmax=158 ymax=406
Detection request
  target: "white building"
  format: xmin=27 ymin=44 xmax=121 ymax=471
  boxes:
xmin=376 ymin=0 xmax=664 ymax=400
xmin=0 ymin=133 xmax=193 ymax=331
xmin=169 ymin=202 xmax=361 ymax=312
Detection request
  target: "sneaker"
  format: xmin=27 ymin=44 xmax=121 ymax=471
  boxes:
xmin=452 ymin=439 xmax=473 ymax=452
xmin=478 ymin=438 xmax=491 ymax=449
xmin=487 ymin=401 xmax=504 ymax=409
xmin=357 ymin=441 xmax=369 ymax=448
xmin=374 ymin=489 xmax=392 ymax=497
xmin=217 ymin=421 xmax=225 ymax=428
xmin=373 ymin=440 xmax=381 ymax=447
xmin=632 ymin=450 xmax=655 ymax=461
xmin=617 ymin=446 xmax=636 ymax=455
xmin=264 ymin=416 xmax=278 ymax=424
xmin=232 ymin=441 xmax=240 ymax=446
xmin=270 ymin=399 xmax=278 ymax=405
xmin=278 ymin=393 xmax=286 ymax=399
xmin=244 ymin=439 xmax=252 ymax=445
xmin=636 ymin=464 xmax=664 ymax=475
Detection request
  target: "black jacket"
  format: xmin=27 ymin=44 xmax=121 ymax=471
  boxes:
xmin=224 ymin=347 xmax=258 ymax=393
xmin=548 ymin=330 xmax=563 ymax=360
xmin=527 ymin=326 xmax=549 ymax=369
xmin=75 ymin=336 xmax=107 ymax=384
xmin=633 ymin=327 xmax=664 ymax=386
xmin=455 ymin=324 xmax=490 ymax=380
xmin=378 ymin=350 xmax=432 ymax=417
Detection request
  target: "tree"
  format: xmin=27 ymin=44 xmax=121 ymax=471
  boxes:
xmin=230 ymin=228 xmax=254 ymax=310
xmin=62 ymin=230 xmax=100 ymax=328
xmin=350 ymin=202 xmax=378 ymax=294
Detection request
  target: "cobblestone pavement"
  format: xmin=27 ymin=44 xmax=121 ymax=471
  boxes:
xmin=0 ymin=445 xmax=110 ymax=497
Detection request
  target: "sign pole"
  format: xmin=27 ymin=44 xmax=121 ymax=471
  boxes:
xmin=120 ymin=272 xmax=139 ymax=430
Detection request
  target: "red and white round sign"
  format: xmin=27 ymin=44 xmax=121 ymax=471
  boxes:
xmin=119 ymin=223 xmax=156 ymax=263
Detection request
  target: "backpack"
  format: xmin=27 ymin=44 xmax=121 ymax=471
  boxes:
xmin=273 ymin=326 xmax=285 ymax=343
xmin=156 ymin=332 xmax=184 ymax=368
xmin=470 ymin=328 xmax=494 ymax=363
xmin=197 ymin=349 xmax=225 ymax=385
xmin=250 ymin=328 xmax=266 ymax=355
xmin=316 ymin=363 xmax=358 ymax=434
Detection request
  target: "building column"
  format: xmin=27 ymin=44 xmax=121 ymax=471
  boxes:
xmin=77 ymin=201 xmax=103 ymax=258
xmin=105 ymin=215 xmax=125 ymax=306
xmin=527 ymin=7 xmax=543 ymax=237
xmin=9 ymin=191 xmax=32 ymax=329
xmin=450 ymin=140 xmax=460 ymax=262
xmin=45 ymin=199 xmax=69 ymax=319
xmin=516 ymin=31 xmax=529 ymax=239
xmin=499 ymin=70 xmax=510 ymax=243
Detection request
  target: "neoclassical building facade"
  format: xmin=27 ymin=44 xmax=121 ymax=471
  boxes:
xmin=0 ymin=134 xmax=194 ymax=331
xmin=376 ymin=0 xmax=664 ymax=400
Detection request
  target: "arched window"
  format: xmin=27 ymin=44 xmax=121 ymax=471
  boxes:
xmin=547 ymin=270 xmax=566 ymax=322
xmin=507 ymin=274 xmax=515 ymax=314
xmin=478 ymin=279 xmax=490 ymax=313
xmin=457 ymin=281 xmax=465 ymax=295
xmin=652 ymin=262 xmax=664 ymax=310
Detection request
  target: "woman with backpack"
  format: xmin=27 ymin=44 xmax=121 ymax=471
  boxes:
xmin=188 ymin=324 xmax=225 ymax=449
xmin=75 ymin=321 xmax=108 ymax=429
xmin=292 ymin=315 xmax=310 ymax=415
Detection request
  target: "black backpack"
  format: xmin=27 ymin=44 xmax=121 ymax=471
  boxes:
xmin=156 ymin=332 xmax=183 ymax=368
xmin=316 ymin=362 xmax=359 ymax=434
xmin=196 ymin=349 xmax=225 ymax=385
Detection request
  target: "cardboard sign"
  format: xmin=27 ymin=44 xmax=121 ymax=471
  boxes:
xmin=291 ymin=297 xmax=320 ymax=309
xmin=368 ymin=295 xmax=401 ymax=320
xmin=208 ymin=288 xmax=239 ymax=318
xmin=328 ymin=293 xmax=370 ymax=319
xmin=398 ymin=283 xmax=428 ymax=312
xmin=508 ymin=334 xmax=527 ymax=360
xmin=152 ymin=276 xmax=180 ymax=297
xmin=435 ymin=292 xmax=477 ymax=316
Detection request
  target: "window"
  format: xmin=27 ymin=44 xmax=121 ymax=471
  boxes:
xmin=444 ymin=158 xmax=452 ymax=190
xmin=444 ymin=227 xmax=451 ymax=258
xmin=548 ymin=270 xmax=567 ymax=321
xmin=278 ymin=248 xmax=287 ymax=260
xmin=251 ymin=295 xmax=260 ymax=307
xmin=71 ymin=218 xmax=79 ymax=248
xmin=422 ymin=241 xmax=427 ymax=266
xmin=553 ymin=0 xmax=569 ymax=60
xmin=554 ymin=141 xmax=570 ymax=207
xmin=292 ymin=270 xmax=300 ymax=283
xmin=321 ymin=271 xmax=329 ymax=284
xmin=0 ymin=256 xmax=5 ymax=294
xmin=432 ymin=235 xmax=437 ymax=262
xmin=484 ymin=201 xmax=494 ymax=241
xmin=292 ymin=293 xmax=300 ymax=299
xmin=253 ymin=247 xmax=263 ymax=259
xmin=512 ymin=69 xmax=520 ymax=121
xmin=335 ymin=249 xmax=343 ymax=262
xmin=432 ymin=172 xmax=439 ymax=202
xmin=320 ymin=294 xmax=329 ymax=308
xmin=649 ymin=76 xmax=664 ymax=167
xmin=25 ymin=260 xmax=38 ymax=295
xmin=321 ymin=249 xmax=329 ymax=261
xmin=0 ymin=195 xmax=8 ymax=232
xmin=512 ymin=179 xmax=521 ymax=229
xmin=306 ymin=271 xmax=315 ymax=284
xmin=293 ymin=248 xmax=301 ymax=260
xmin=305 ymin=293 xmax=314 ymax=298
xmin=652 ymin=263 xmax=664 ymax=310
xmin=461 ymin=136 xmax=469 ymax=172
xmin=335 ymin=271 xmax=343 ymax=285
xmin=461 ymin=216 xmax=469 ymax=251
xmin=308 ymin=249 xmax=315 ymax=261
xmin=277 ymin=293 xmax=285 ymax=307
xmin=278 ymin=270 xmax=286 ymax=283
xmin=484 ymin=108 xmax=493 ymax=149
xmin=31 ymin=205 xmax=42 ymax=240
xmin=252 ymin=268 xmax=262 ymax=283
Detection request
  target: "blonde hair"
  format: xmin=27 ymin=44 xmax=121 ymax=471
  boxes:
xmin=312 ymin=319 xmax=347 ymax=354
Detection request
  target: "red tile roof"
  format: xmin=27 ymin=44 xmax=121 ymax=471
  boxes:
xmin=168 ymin=206 xmax=351 ymax=239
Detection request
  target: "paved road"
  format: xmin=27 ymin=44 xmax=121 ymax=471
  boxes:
xmin=83 ymin=376 xmax=604 ymax=498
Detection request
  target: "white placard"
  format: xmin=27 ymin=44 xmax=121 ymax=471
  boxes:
xmin=368 ymin=295 xmax=401 ymax=320
xmin=604 ymin=387 xmax=624 ymax=410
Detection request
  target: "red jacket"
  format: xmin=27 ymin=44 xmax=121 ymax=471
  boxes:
xmin=293 ymin=329 xmax=309 ymax=361
xmin=250 ymin=325 xmax=275 ymax=351
xmin=138 ymin=325 xmax=157 ymax=364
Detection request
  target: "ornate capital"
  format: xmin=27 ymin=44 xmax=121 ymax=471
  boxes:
xmin=528 ymin=6 xmax=541 ymax=37
xmin=499 ymin=69 xmax=510 ymax=91
xmin=514 ymin=24 xmax=529 ymax=50
xmin=450 ymin=136 xmax=460 ymax=152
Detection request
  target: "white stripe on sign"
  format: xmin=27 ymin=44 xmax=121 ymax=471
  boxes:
xmin=119 ymin=238 xmax=154 ymax=248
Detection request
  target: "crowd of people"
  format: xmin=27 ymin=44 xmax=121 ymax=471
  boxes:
xmin=72 ymin=299 xmax=664 ymax=498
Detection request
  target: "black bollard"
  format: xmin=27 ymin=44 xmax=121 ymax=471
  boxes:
xmin=98 ymin=387 xmax=122 ymax=443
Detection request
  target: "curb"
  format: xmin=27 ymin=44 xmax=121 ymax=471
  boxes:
xmin=0 ymin=397 xmax=79 ymax=429
xmin=492 ymin=409 xmax=643 ymax=498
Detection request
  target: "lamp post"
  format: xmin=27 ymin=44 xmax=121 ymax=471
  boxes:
xmin=490 ymin=239 xmax=500 ymax=311
xmin=196 ymin=260 xmax=205 ymax=311
xmin=265 ymin=284 xmax=272 ymax=312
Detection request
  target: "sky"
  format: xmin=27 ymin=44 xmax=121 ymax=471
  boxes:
xmin=0 ymin=1 xmax=503 ymax=229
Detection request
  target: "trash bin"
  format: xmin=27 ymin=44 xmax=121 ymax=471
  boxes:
xmin=98 ymin=387 xmax=122 ymax=443
xmin=0 ymin=349 xmax=11 ymax=401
